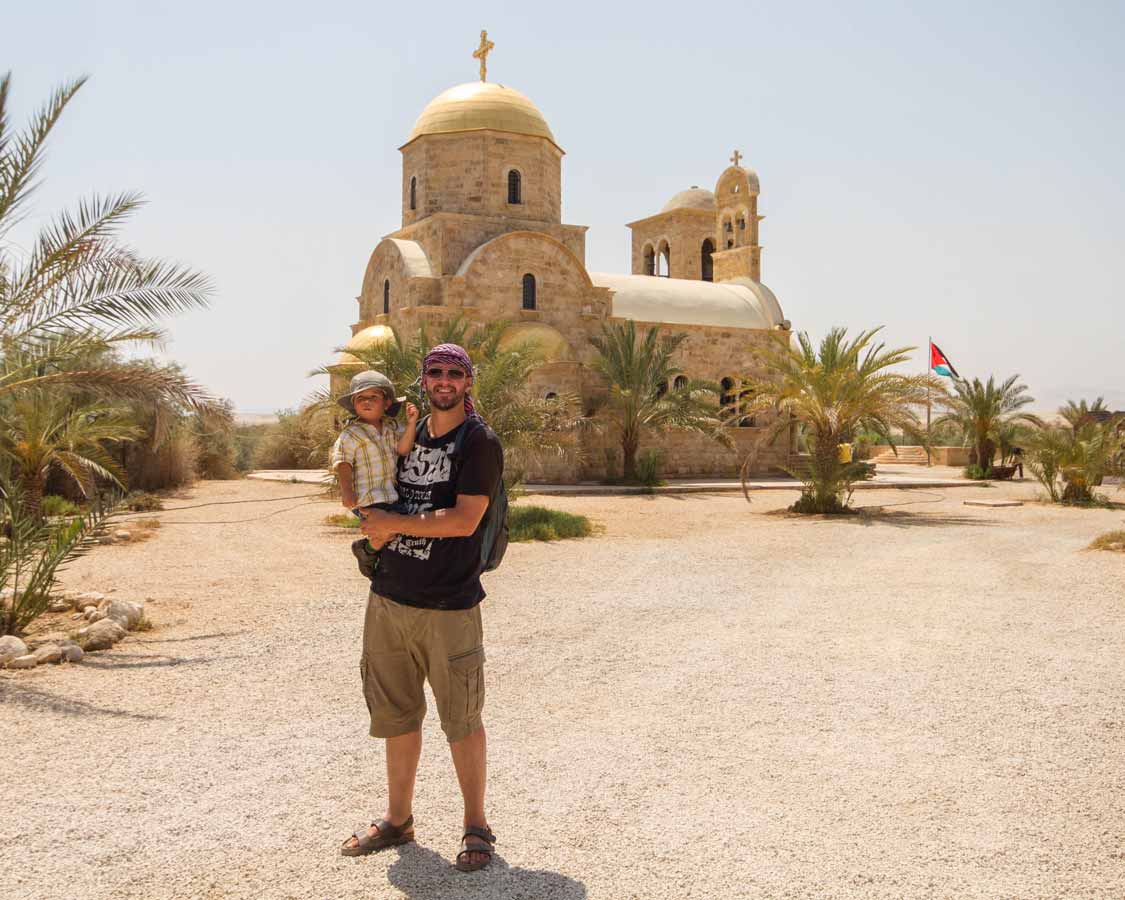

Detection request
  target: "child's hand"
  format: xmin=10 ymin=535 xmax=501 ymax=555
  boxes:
xmin=405 ymin=402 xmax=419 ymax=425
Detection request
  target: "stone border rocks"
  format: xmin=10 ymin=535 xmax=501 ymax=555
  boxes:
xmin=0 ymin=593 xmax=146 ymax=671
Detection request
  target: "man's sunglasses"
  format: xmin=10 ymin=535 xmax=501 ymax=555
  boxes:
xmin=424 ymin=367 xmax=468 ymax=380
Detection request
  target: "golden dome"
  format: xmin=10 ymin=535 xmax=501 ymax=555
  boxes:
xmin=405 ymin=82 xmax=559 ymax=150
xmin=330 ymin=324 xmax=397 ymax=370
xmin=497 ymin=322 xmax=574 ymax=363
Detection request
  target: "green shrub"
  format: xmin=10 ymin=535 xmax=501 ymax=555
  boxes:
xmin=125 ymin=420 xmax=198 ymax=490
xmin=42 ymin=495 xmax=82 ymax=517
xmin=509 ymin=505 xmax=593 ymax=542
xmin=124 ymin=491 xmax=164 ymax=512
xmin=635 ymin=449 xmax=665 ymax=487
xmin=253 ymin=407 xmax=337 ymax=470
xmin=324 ymin=513 xmax=361 ymax=529
xmin=963 ymin=464 xmax=992 ymax=480
xmin=194 ymin=419 xmax=239 ymax=479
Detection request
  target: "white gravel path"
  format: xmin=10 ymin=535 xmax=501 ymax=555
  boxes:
xmin=1 ymin=478 xmax=1123 ymax=899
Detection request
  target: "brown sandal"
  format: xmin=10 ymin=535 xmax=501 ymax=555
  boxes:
xmin=456 ymin=825 xmax=496 ymax=872
xmin=340 ymin=815 xmax=414 ymax=856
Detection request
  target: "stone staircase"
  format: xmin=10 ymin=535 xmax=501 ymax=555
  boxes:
xmin=868 ymin=445 xmax=930 ymax=466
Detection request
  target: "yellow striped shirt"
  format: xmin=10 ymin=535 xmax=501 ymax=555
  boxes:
xmin=330 ymin=420 xmax=404 ymax=507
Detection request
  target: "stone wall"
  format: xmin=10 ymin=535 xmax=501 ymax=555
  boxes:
xmin=400 ymin=132 xmax=562 ymax=228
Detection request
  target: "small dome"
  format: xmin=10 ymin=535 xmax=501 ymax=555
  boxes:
xmin=406 ymin=82 xmax=558 ymax=149
xmin=661 ymin=187 xmax=716 ymax=213
xmin=496 ymin=322 xmax=574 ymax=363
xmin=330 ymin=324 xmax=397 ymax=370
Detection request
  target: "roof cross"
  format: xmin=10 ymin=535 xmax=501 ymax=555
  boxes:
xmin=730 ymin=149 xmax=743 ymax=167
xmin=473 ymin=30 xmax=495 ymax=82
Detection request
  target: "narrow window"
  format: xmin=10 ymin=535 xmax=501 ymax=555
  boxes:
xmin=701 ymin=239 xmax=714 ymax=282
xmin=738 ymin=215 xmax=746 ymax=231
xmin=658 ymin=242 xmax=671 ymax=277
xmin=409 ymin=177 xmax=416 ymax=211
xmin=720 ymin=377 xmax=736 ymax=419
xmin=544 ymin=391 xmax=558 ymax=401
xmin=383 ymin=279 xmax=390 ymax=315
xmin=508 ymin=170 xmax=522 ymax=204
xmin=673 ymin=375 xmax=688 ymax=391
xmin=522 ymin=273 xmax=536 ymax=310
xmin=643 ymin=245 xmax=655 ymax=276
xmin=655 ymin=380 xmax=668 ymax=398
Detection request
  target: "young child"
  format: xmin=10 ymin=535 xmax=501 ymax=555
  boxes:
xmin=330 ymin=370 xmax=419 ymax=578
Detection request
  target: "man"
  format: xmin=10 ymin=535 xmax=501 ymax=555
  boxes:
xmin=340 ymin=343 xmax=503 ymax=874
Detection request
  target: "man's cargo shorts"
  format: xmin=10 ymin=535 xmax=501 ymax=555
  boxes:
xmin=360 ymin=591 xmax=485 ymax=743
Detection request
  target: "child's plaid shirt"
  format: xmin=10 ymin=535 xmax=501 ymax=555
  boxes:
xmin=330 ymin=419 xmax=404 ymax=506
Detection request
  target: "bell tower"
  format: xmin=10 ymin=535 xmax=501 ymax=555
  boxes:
xmin=711 ymin=150 xmax=763 ymax=283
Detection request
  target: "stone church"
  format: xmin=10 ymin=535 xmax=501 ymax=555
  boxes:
xmin=329 ymin=44 xmax=794 ymax=481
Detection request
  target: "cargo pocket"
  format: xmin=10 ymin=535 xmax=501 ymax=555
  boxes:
xmin=444 ymin=646 xmax=486 ymax=735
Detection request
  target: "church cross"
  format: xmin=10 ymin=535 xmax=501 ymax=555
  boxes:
xmin=730 ymin=149 xmax=743 ymax=167
xmin=473 ymin=30 xmax=495 ymax=82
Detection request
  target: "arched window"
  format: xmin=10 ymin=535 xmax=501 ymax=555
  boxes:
xmin=655 ymin=380 xmax=668 ymax=398
xmin=508 ymin=170 xmax=522 ymax=204
xmin=737 ymin=215 xmax=746 ymax=231
xmin=673 ymin=375 xmax=688 ymax=391
xmin=383 ymin=279 xmax=390 ymax=315
xmin=701 ymin=239 xmax=714 ymax=282
xmin=720 ymin=377 xmax=736 ymax=420
xmin=409 ymin=177 xmax=416 ymax=211
xmin=544 ymin=391 xmax=558 ymax=401
xmin=643 ymin=244 xmax=655 ymax=276
xmin=726 ymin=239 xmax=734 ymax=249
xmin=522 ymin=273 xmax=536 ymax=310
xmin=657 ymin=242 xmax=670 ymax=277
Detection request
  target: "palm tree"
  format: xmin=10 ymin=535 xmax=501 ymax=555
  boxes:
xmin=589 ymin=319 xmax=726 ymax=481
xmin=0 ymin=392 xmax=141 ymax=518
xmin=1059 ymin=397 xmax=1110 ymax=433
xmin=1 ymin=478 xmax=110 ymax=636
xmin=1028 ymin=416 xmax=1124 ymax=504
xmin=738 ymin=327 xmax=943 ymax=513
xmin=0 ymin=74 xmax=218 ymax=412
xmin=932 ymin=375 xmax=1042 ymax=473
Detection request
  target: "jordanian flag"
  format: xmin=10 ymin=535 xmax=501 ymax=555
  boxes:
xmin=930 ymin=340 xmax=960 ymax=378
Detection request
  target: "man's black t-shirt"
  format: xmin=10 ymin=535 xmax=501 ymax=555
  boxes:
xmin=371 ymin=418 xmax=503 ymax=610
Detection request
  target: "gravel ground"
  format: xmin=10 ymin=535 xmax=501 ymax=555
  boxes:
xmin=2 ymin=478 xmax=1123 ymax=899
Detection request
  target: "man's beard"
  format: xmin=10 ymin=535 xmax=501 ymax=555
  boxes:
xmin=427 ymin=388 xmax=464 ymax=411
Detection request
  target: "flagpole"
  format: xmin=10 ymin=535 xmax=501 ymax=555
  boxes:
xmin=926 ymin=336 xmax=932 ymax=466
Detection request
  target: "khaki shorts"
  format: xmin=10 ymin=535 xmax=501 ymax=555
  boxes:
xmin=360 ymin=592 xmax=485 ymax=743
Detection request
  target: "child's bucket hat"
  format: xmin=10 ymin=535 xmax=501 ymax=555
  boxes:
xmin=337 ymin=370 xmax=405 ymax=417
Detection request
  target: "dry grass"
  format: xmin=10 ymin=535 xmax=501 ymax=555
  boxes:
xmin=1088 ymin=529 xmax=1125 ymax=552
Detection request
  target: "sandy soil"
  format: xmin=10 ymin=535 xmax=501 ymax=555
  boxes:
xmin=1 ymin=477 xmax=1123 ymax=899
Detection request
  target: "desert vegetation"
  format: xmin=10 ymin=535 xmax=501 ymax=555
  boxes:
xmin=738 ymin=327 xmax=943 ymax=514
xmin=0 ymin=74 xmax=221 ymax=635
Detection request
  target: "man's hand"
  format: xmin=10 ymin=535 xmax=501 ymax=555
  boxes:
xmin=361 ymin=509 xmax=400 ymax=545
xmin=404 ymin=402 xmax=419 ymax=426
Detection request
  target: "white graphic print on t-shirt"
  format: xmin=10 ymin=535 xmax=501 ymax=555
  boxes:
xmin=386 ymin=440 xmax=454 ymax=561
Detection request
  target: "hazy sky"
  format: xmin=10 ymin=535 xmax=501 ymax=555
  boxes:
xmin=6 ymin=0 xmax=1124 ymax=411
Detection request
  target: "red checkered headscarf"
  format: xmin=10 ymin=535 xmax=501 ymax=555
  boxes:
xmin=422 ymin=343 xmax=478 ymax=419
